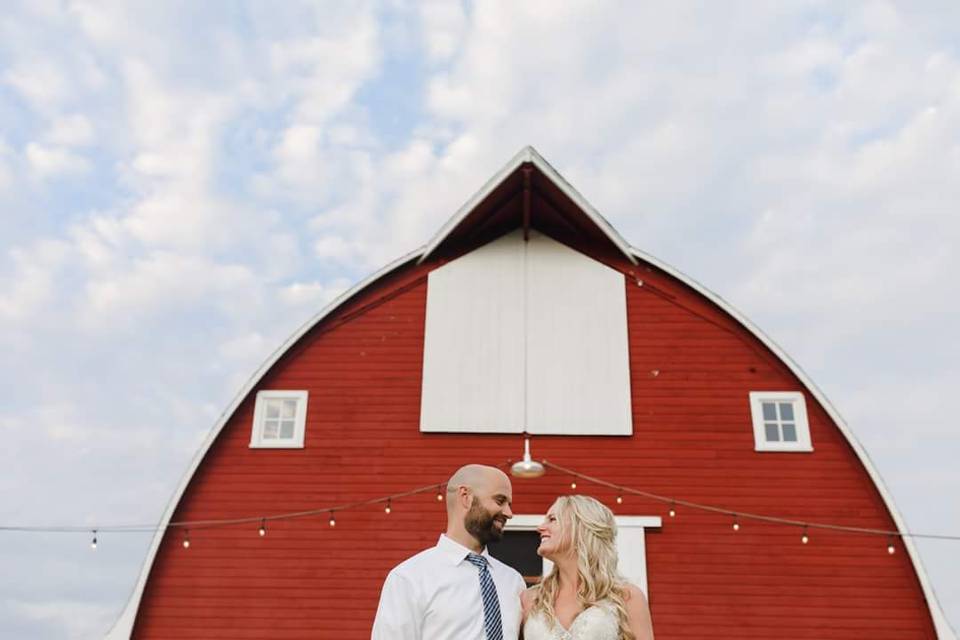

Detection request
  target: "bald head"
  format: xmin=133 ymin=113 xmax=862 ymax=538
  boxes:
xmin=443 ymin=464 xmax=514 ymax=551
xmin=445 ymin=464 xmax=509 ymax=513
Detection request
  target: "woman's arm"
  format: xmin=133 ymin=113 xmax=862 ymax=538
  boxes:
xmin=519 ymin=587 xmax=537 ymax=640
xmin=520 ymin=586 xmax=535 ymax=622
xmin=624 ymin=583 xmax=654 ymax=640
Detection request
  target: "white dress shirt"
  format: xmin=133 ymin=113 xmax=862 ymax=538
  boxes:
xmin=371 ymin=534 xmax=526 ymax=640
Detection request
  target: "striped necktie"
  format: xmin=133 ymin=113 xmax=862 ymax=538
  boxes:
xmin=465 ymin=553 xmax=504 ymax=640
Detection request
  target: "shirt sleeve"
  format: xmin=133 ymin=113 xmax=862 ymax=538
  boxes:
xmin=371 ymin=569 xmax=422 ymax=640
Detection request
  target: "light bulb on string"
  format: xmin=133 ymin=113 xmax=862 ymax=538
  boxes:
xmin=570 ymin=479 xmax=577 ymax=490
xmin=385 ymin=499 xmax=392 ymax=515
xmin=182 ymin=529 xmax=191 ymax=549
xmin=436 ymin=485 xmax=445 ymax=502
xmin=668 ymin=502 xmax=676 ymax=518
xmin=616 ymin=495 xmax=623 ymax=505
xmin=887 ymin=536 xmax=896 ymax=555
xmin=801 ymin=526 xmax=809 ymax=545
xmin=258 ymin=518 xmax=266 ymax=537
xmin=329 ymin=512 xmax=336 ymax=528
xmin=90 ymin=530 xmax=97 ymax=550
xmin=732 ymin=516 xmax=740 ymax=532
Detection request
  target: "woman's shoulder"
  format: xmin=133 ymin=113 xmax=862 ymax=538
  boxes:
xmin=619 ymin=582 xmax=647 ymax=601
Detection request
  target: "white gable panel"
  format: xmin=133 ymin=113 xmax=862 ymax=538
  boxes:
xmin=420 ymin=232 xmax=526 ymax=432
xmin=420 ymin=229 xmax=632 ymax=435
xmin=526 ymin=232 xmax=632 ymax=435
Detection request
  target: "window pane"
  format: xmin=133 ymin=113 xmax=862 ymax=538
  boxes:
xmin=281 ymin=400 xmax=297 ymax=419
xmin=779 ymin=402 xmax=794 ymax=421
xmin=279 ymin=420 xmax=295 ymax=439
xmin=782 ymin=423 xmax=797 ymax=441
xmin=764 ymin=423 xmax=780 ymax=442
xmin=265 ymin=401 xmax=281 ymax=419
xmin=263 ymin=419 xmax=279 ymax=439
xmin=762 ymin=402 xmax=777 ymax=421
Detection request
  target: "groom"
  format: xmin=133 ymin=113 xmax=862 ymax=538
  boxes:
xmin=371 ymin=464 xmax=526 ymax=639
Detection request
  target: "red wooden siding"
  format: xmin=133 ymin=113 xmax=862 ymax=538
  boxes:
xmin=132 ymin=246 xmax=937 ymax=639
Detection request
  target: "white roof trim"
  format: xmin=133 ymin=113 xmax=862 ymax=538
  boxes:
xmin=418 ymin=145 xmax=637 ymax=266
xmin=104 ymin=249 xmax=423 ymax=640
xmin=628 ymin=245 xmax=956 ymax=640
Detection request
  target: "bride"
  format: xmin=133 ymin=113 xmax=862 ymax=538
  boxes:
xmin=521 ymin=495 xmax=654 ymax=640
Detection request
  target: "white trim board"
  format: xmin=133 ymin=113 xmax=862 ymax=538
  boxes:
xmin=507 ymin=515 xmax=661 ymax=595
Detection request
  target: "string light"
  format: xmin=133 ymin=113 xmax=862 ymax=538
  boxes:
xmin=539 ymin=461 xmax=960 ymax=549
xmin=7 ymin=465 xmax=959 ymax=558
xmin=570 ymin=479 xmax=577 ymax=490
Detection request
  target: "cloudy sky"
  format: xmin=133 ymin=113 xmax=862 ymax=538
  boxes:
xmin=1 ymin=1 xmax=958 ymax=638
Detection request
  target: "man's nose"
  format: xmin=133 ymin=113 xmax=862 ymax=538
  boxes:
xmin=502 ymin=504 xmax=514 ymax=518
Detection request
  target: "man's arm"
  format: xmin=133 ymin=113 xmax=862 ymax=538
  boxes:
xmin=371 ymin=569 xmax=422 ymax=640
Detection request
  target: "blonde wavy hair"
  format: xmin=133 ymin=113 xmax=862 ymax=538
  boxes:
xmin=529 ymin=495 xmax=635 ymax=640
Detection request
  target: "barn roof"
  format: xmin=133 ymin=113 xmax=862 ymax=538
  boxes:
xmin=418 ymin=146 xmax=638 ymax=266
xmin=106 ymin=147 xmax=956 ymax=640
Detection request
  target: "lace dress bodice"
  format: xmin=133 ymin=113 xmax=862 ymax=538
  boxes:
xmin=523 ymin=601 xmax=619 ymax=640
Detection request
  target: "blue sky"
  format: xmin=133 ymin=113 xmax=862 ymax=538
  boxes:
xmin=2 ymin=1 xmax=959 ymax=638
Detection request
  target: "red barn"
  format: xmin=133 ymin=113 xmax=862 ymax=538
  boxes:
xmin=107 ymin=147 xmax=954 ymax=639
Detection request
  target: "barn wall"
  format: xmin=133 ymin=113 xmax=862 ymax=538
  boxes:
xmin=132 ymin=243 xmax=937 ymax=639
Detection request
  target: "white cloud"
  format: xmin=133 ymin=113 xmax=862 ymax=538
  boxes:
xmin=12 ymin=598 xmax=117 ymax=640
xmin=45 ymin=113 xmax=94 ymax=147
xmin=0 ymin=138 xmax=13 ymax=191
xmin=419 ymin=0 xmax=467 ymax=63
xmin=278 ymin=278 xmax=351 ymax=307
xmin=0 ymin=239 xmax=71 ymax=324
xmin=218 ymin=331 xmax=268 ymax=361
xmin=25 ymin=143 xmax=89 ymax=178
xmin=82 ymin=252 xmax=257 ymax=328
xmin=3 ymin=60 xmax=69 ymax=112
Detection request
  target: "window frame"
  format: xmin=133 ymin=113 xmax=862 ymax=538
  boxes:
xmin=506 ymin=514 xmax=660 ymax=595
xmin=749 ymin=391 xmax=813 ymax=453
xmin=249 ymin=390 xmax=308 ymax=449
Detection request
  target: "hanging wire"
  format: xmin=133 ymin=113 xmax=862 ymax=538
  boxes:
xmin=4 ymin=462 xmax=960 ymax=544
xmin=541 ymin=460 xmax=960 ymax=542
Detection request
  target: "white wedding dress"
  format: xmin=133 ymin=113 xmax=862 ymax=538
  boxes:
xmin=523 ymin=601 xmax=620 ymax=640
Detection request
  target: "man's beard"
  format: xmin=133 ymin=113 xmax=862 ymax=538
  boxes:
xmin=464 ymin=497 xmax=505 ymax=545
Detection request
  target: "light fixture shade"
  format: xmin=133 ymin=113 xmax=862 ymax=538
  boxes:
xmin=511 ymin=436 xmax=545 ymax=478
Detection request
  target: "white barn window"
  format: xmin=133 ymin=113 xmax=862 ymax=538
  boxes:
xmin=504 ymin=515 xmax=660 ymax=594
xmin=749 ymin=391 xmax=812 ymax=452
xmin=420 ymin=229 xmax=633 ymax=435
xmin=250 ymin=390 xmax=308 ymax=448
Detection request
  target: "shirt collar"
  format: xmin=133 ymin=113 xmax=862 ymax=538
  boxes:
xmin=436 ymin=534 xmax=490 ymax=566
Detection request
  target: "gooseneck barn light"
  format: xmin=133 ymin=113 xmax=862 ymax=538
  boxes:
xmin=509 ymin=174 xmax=546 ymax=481
xmin=511 ymin=434 xmax=545 ymax=478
